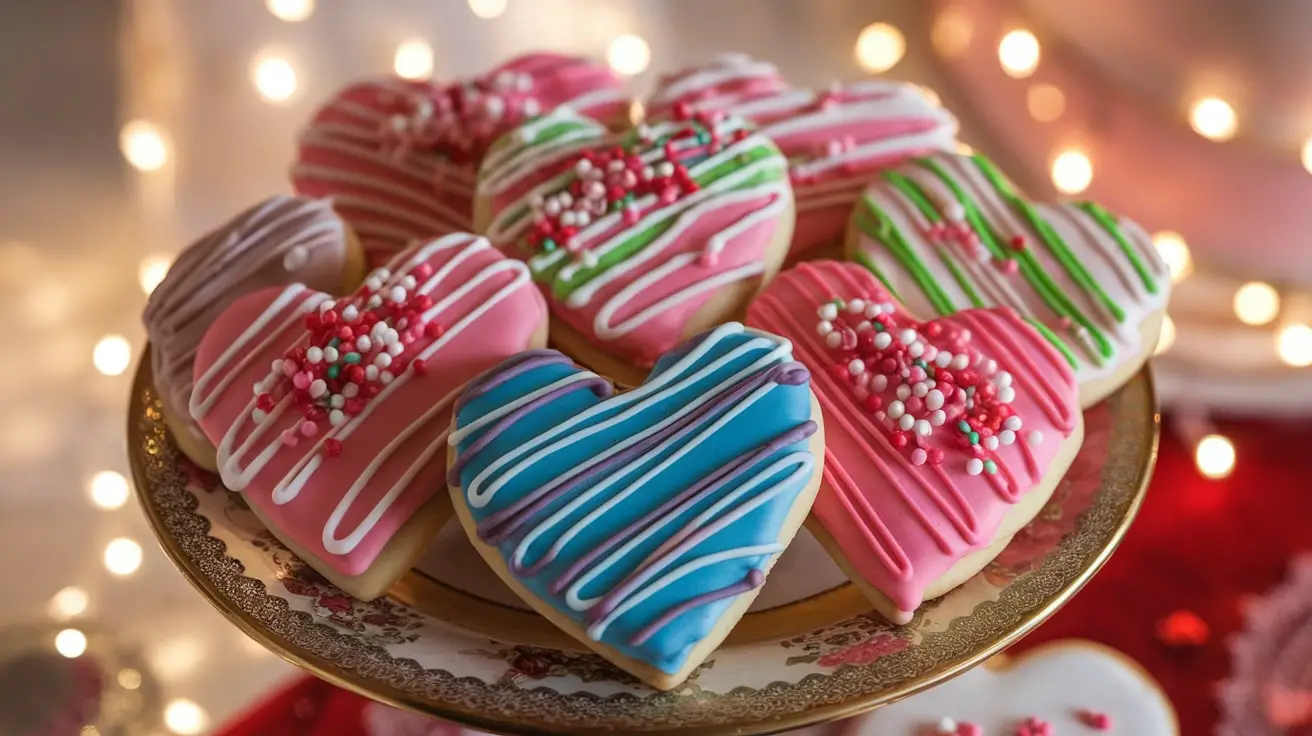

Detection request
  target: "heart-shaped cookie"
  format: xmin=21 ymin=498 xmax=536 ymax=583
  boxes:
xmin=846 ymin=641 xmax=1177 ymax=735
xmin=446 ymin=323 xmax=823 ymax=690
xmin=293 ymin=53 xmax=628 ymax=263
xmin=476 ymin=107 xmax=795 ymax=385
xmin=190 ymin=233 xmax=547 ymax=601
xmin=846 ymin=152 xmax=1169 ymax=406
xmin=647 ymin=53 xmax=958 ymax=258
xmin=746 ymin=261 xmax=1082 ymax=624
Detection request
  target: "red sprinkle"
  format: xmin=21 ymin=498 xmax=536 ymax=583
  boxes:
xmin=1156 ymin=609 xmax=1209 ymax=647
xmin=325 ymin=439 xmax=343 ymax=457
xmin=1078 ymin=710 xmax=1112 ymax=731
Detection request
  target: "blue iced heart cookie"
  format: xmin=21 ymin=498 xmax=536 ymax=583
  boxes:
xmin=447 ymin=322 xmax=822 ymax=689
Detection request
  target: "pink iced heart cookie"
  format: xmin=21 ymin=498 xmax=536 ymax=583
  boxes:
xmin=293 ymin=53 xmax=628 ymax=263
xmin=189 ymin=233 xmax=547 ymax=600
xmin=476 ymin=107 xmax=795 ymax=385
xmin=746 ymin=261 xmax=1082 ymax=624
xmin=648 ymin=53 xmax=957 ymax=258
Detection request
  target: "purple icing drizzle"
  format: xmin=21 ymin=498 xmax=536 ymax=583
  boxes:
xmin=454 ymin=349 xmax=571 ymax=413
xmin=629 ymin=569 xmax=764 ymax=646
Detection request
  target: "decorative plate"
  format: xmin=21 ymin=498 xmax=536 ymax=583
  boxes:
xmin=128 ymin=350 xmax=1158 ymax=736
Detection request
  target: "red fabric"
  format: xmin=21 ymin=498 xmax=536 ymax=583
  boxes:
xmin=216 ymin=419 xmax=1312 ymax=736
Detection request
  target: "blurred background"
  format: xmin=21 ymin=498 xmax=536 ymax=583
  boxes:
xmin=2 ymin=0 xmax=1310 ymax=734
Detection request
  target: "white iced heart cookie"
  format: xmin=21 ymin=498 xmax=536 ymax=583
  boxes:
xmin=844 ymin=641 xmax=1177 ymax=735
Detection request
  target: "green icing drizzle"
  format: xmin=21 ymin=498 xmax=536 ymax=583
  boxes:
xmin=853 ymin=194 xmax=956 ymax=314
xmin=1024 ymin=317 xmax=1079 ymax=369
xmin=882 ymin=171 xmax=987 ymax=309
xmin=1075 ymin=201 xmax=1159 ymax=295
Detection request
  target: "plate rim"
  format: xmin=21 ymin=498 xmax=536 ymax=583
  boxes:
xmin=128 ymin=347 xmax=1159 ymax=736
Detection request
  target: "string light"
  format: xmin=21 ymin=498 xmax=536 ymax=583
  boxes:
xmin=918 ymin=85 xmax=942 ymax=107
xmin=55 ymin=629 xmax=87 ymax=659
xmin=607 ymin=34 xmax=651 ymax=76
xmin=265 ymin=0 xmax=314 ymax=22
xmin=93 ymin=335 xmax=132 ymax=376
xmin=1027 ymin=83 xmax=1065 ymax=122
xmin=1155 ymin=314 xmax=1175 ymax=355
xmin=854 ymin=22 xmax=906 ymax=73
xmin=1050 ymin=149 xmax=1093 ymax=194
xmin=1277 ymin=323 xmax=1312 ymax=367
xmin=1233 ymin=281 xmax=1280 ymax=326
xmin=138 ymin=253 xmax=172 ymax=295
xmin=1152 ymin=231 xmax=1192 ymax=283
xmin=393 ymin=38 xmax=434 ymax=80
xmin=1189 ymin=97 xmax=1237 ymax=142
xmin=89 ymin=470 xmax=130 ymax=510
xmin=932 ymin=6 xmax=973 ymax=57
xmin=998 ymin=29 xmax=1040 ymax=78
xmin=104 ymin=538 xmax=143 ymax=576
xmin=164 ymin=699 xmax=208 ymax=735
xmin=251 ymin=52 xmax=298 ymax=104
xmin=955 ymin=141 xmax=974 ymax=155
xmin=1302 ymin=137 xmax=1312 ymax=174
xmin=117 ymin=669 xmax=143 ymax=690
xmin=467 ymin=0 xmax=506 ymax=18
xmin=1195 ymin=434 xmax=1236 ymax=479
xmin=119 ymin=120 xmax=169 ymax=172
xmin=47 ymin=587 xmax=89 ymax=620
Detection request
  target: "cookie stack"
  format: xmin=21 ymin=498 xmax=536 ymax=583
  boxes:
xmin=141 ymin=51 xmax=1170 ymax=691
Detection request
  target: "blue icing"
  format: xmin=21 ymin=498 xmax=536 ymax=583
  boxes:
xmin=453 ymin=324 xmax=816 ymax=675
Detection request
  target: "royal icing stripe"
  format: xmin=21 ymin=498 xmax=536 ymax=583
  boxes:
xmin=189 ymin=233 xmax=545 ymax=574
xmin=450 ymin=323 xmax=818 ymax=674
xmin=479 ymin=108 xmax=793 ymax=365
xmin=648 ymin=55 xmax=958 ymax=255
xmin=851 ymin=153 xmax=1168 ymax=383
xmin=746 ymin=261 xmax=1079 ymax=621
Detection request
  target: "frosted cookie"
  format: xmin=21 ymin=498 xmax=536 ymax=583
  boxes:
xmin=190 ymin=233 xmax=547 ymax=600
xmin=293 ymin=53 xmax=627 ymax=263
xmin=447 ymin=323 xmax=824 ymax=690
xmin=842 ymin=641 xmax=1178 ymax=735
xmin=847 ymin=152 xmax=1169 ymax=406
xmin=143 ymin=195 xmax=367 ymax=470
xmin=477 ymin=107 xmax=795 ymax=385
xmin=746 ymin=261 xmax=1082 ymax=624
xmin=648 ymin=53 xmax=957 ymax=259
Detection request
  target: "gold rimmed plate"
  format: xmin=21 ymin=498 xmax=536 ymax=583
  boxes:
xmin=128 ymin=351 xmax=1157 ymax=736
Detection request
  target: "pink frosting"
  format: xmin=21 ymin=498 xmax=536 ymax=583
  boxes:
xmin=488 ymin=52 xmax=629 ymax=128
xmin=190 ymin=234 xmax=546 ymax=576
xmin=746 ymin=261 xmax=1080 ymax=621
xmin=648 ymin=55 xmax=958 ymax=255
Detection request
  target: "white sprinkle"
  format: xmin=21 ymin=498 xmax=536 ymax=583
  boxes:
xmin=271 ymin=358 xmax=284 ymax=375
xmin=865 ymin=303 xmax=882 ymax=319
xmin=575 ymin=211 xmax=592 ymax=227
xmin=896 ymin=384 xmax=911 ymax=401
xmin=330 ymin=395 xmax=345 ymax=409
xmin=380 ymin=370 xmax=395 ymax=384
xmin=983 ymin=359 xmax=998 ymax=375
xmin=930 ymin=409 xmax=947 ymax=426
xmin=323 ymin=347 xmax=339 ymax=363
xmin=282 ymin=245 xmax=309 ymax=272
xmin=874 ymin=332 xmax=893 ymax=349
xmin=898 ymin=413 xmax=915 ymax=431
xmin=996 ymin=370 xmax=1013 ymax=387
xmin=825 ymin=331 xmax=843 ymax=349
xmin=329 ymin=409 xmax=346 ymax=427
xmin=581 ymin=250 xmax=598 ymax=268
xmin=944 ymin=202 xmax=966 ymax=222
xmin=926 ymin=389 xmax=945 ymax=410
xmin=575 ymin=158 xmax=593 ymax=175
xmin=364 ymin=276 xmax=383 ymax=292
xmin=854 ymin=371 xmax=871 ymax=388
xmin=937 ymin=717 xmax=958 ymax=735
xmin=848 ymin=298 xmax=866 ymax=314
xmin=817 ymin=320 xmax=834 ymax=336
xmin=984 ymin=435 xmax=999 ymax=451
xmin=848 ymin=359 xmax=865 ymax=375
xmin=1028 ymin=430 xmax=1044 ymax=447
xmin=252 ymin=380 xmax=265 ymax=396
xmin=935 ymin=351 xmax=953 ymax=368
xmin=966 ymin=458 xmax=984 ymax=475
xmin=365 ymin=365 xmax=380 ymax=381
xmin=375 ymin=352 xmax=393 ymax=368
xmin=366 ymin=295 xmax=383 ymax=309
xmin=342 ymin=382 xmax=359 ymax=398
xmin=871 ymin=374 xmax=889 ymax=392
xmin=355 ymin=335 xmax=372 ymax=353
xmin=888 ymin=400 xmax=905 ymax=419
xmin=388 ymin=342 xmax=405 ymax=356
xmin=383 ymin=329 xmax=401 ymax=346
xmin=543 ymin=199 xmax=562 ymax=216
xmin=1005 ymin=416 xmax=1023 ymax=431
xmin=318 ymin=299 xmax=336 ymax=313
xmin=309 ymin=379 xmax=327 ymax=398
xmin=999 ymin=386 xmax=1016 ymax=403
xmin=951 ymin=354 xmax=969 ymax=370
xmin=560 ymin=210 xmax=577 ymax=227
xmin=401 ymin=274 xmax=417 ymax=290
xmin=389 ymin=285 xmax=407 ymax=303
xmin=909 ymin=341 xmax=925 ymax=358
xmin=1000 ymin=429 xmax=1016 ymax=445
xmin=856 ymin=320 xmax=874 ymax=332
xmin=818 ymin=303 xmax=838 ymax=321
xmin=306 ymin=347 xmax=323 ymax=364
xmin=914 ymin=419 xmax=932 ymax=436
xmin=252 ymin=408 xmax=268 ymax=423
xmin=913 ymin=382 xmax=930 ymax=398
xmin=899 ymin=328 xmax=917 ymax=345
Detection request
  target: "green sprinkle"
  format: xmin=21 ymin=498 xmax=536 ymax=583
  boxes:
xmin=611 ymin=200 xmax=623 ymax=212
xmin=542 ymin=239 xmax=557 ymax=252
xmin=958 ymin=420 xmax=971 ymax=433
xmin=968 ymin=431 xmax=980 ymax=445
xmin=328 ymin=337 xmax=340 ymax=349
xmin=344 ymin=352 xmax=362 ymax=364
xmin=327 ymin=364 xmax=341 ymax=380
xmin=873 ymin=322 xmax=885 ymax=332
xmin=984 ymin=459 xmax=998 ymax=474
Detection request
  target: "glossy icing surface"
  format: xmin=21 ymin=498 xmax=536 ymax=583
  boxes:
xmin=847 ymin=644 xmax=1176 ymax=735
xmin=292 ymin=53 xmax=627 ymax=262
xmin=450 ymin=324 xmax=818 ymax=674
xmin=648 ymin=54 xmax=957 ymax=254
xmin=479 ymin=108 xmax=793 ymax=366
xmin=850 ymin=153 xmax=1169 ymax=383
xmin=746 ymin=261 xmax=1079 ymax=620
xmin=190 ymin=233 xmax=546 ymax=575
xmin=143 ymin=195 xmax=350 ymax=439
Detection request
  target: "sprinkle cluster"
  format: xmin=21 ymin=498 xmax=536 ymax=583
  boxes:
xmin=922 ymin=199 xmax=1029 ymax=275
xmin=1015 ymin=716 xmax=1054 ymax=736
xmin=817 ymin=296 xmax=1043 ymax=474
xmin=524 ymin=106 xmax=750 ymax=267
xmin=249 ymin=264 xmax=444 ymax=455
xmin=935 ymin=717 xmax=982 ymax=736
xmin=381 ymin=71 xmax=542 ymax=165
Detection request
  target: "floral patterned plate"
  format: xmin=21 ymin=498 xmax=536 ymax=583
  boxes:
xmin=128 ymin=352 xmax=1158 ymax=736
